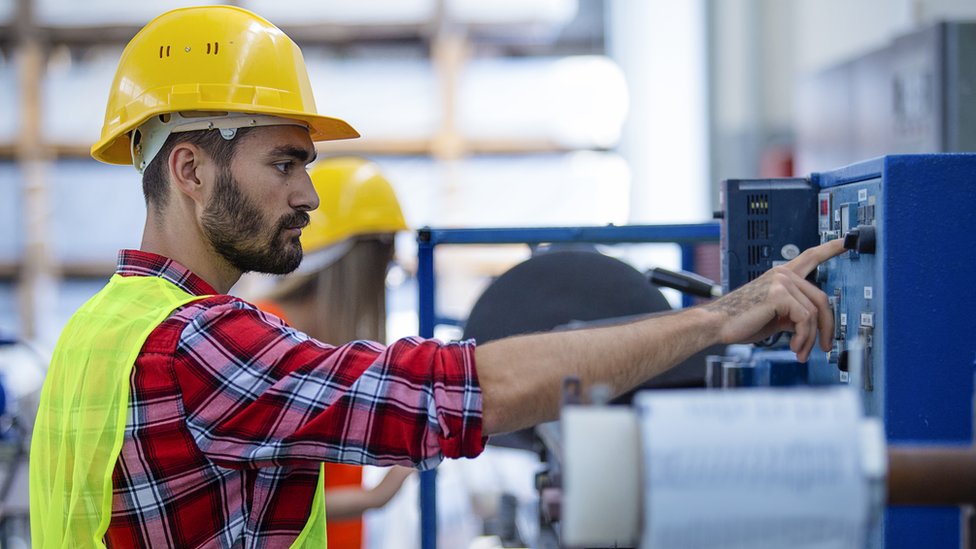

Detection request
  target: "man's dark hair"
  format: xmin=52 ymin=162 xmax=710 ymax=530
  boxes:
xmin=141 ymin=126 xmax=257 ymax=210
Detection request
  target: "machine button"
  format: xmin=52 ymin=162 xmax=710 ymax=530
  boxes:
xmin=843 ymin=225 xmax=877 ymax=254
xmin=838 ymin=350 xmax=850 ymax=372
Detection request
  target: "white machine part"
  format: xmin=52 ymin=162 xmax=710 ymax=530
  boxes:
xmin=561 ymin=387 xmax=887 ymax=549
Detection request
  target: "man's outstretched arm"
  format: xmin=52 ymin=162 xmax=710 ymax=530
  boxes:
xmin=475 ymin=238 xmax=847 ymax=435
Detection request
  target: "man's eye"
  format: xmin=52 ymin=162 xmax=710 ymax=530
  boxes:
xmin=274 ymin=162 xmax=292 ymax=174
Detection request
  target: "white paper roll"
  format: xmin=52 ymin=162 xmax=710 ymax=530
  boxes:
xmin=635 ymin=387 xmax=872 ymax=549
xmin=561 ymin=405 xmax=640 ymax=547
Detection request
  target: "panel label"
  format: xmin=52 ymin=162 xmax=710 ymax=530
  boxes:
xmin=860 ymin=313 xmax=874 ymax=327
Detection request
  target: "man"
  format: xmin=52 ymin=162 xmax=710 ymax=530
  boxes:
xmin=29 ymin=5 xmax=846 ymax=548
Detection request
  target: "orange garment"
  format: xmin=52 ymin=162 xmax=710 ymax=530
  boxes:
xmin=255 ymin=300 xmax=364 ymax=549
xmin=322 ymin=463 xmax=365 ymax=549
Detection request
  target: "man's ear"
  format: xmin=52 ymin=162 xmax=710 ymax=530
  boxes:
xmin=168 ymin=143 xmax=211 ymax=205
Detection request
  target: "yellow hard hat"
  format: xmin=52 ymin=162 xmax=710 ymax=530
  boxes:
xmin=302 ymin=157 xmax=408 ymax=253
xmin=91 ymin=5 xmax=359 ymax=167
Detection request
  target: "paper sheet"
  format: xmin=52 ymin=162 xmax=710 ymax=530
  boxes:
xmin=635 ymin=387 xmax=868 ymax=549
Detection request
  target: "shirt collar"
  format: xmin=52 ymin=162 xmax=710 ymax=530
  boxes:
xmin=116 ymin=249 xmax=218 ymax=296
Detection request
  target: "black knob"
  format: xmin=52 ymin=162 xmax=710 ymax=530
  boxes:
xmin=838 ymin=350 xmax=850 ymax=372
xmin=843 ymin=225 xmax=877 ymax=254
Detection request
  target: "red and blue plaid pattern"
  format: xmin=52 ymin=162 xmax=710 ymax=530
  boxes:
xmin=104 ymin=250 xmax=483 ymax=547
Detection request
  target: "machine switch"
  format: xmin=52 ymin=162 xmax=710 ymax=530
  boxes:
xmin=837 ymin=350 xmax=849 ymax=373
xmin=843 ymin=225 xmax=877 ymax=254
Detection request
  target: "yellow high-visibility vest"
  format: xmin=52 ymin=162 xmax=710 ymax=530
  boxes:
xmin=29 ymin=274 xmax=327 ymax=548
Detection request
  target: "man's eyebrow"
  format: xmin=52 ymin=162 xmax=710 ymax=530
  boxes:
xmin=269 ymin=145 xmax=316 ymax=163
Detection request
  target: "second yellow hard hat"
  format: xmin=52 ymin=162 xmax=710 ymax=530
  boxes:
xmin=302 ymin=157 xmax=408 ymax=253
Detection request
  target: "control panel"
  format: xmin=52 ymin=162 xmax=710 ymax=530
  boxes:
xmin=809 ymin=177 xmax=882 ymax=416
xmin=720 ymin=178 xmax=819 ymax=293
xmin=719 ymin=154 xmax=976 ymax=549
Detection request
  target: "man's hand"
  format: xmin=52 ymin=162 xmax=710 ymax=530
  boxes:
xmin=704 ymin=238 xmax=847 ymax=362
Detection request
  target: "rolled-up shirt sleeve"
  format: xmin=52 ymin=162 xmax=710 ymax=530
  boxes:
xmin=172 ymin=298 xmax=484 ymax=471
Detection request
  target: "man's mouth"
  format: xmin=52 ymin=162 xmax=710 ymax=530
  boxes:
xmin=281 ymin=213 xmax=310 ymax=235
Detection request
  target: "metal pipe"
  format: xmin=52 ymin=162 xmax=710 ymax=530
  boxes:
xmin=887 ymin=446 xmax=976 ymax=506
xmin=416 ymin=230 xmax=438 ymax=549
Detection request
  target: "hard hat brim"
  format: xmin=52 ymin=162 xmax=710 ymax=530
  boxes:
xmin=91 ymin=109 xmax=359 ymax=166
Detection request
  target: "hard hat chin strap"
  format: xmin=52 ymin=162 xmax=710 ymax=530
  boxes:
xmin=131 ymin=112 xmax=309 ymax=174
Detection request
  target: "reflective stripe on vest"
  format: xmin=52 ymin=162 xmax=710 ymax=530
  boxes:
xmin=29 ymin=274 xmax=327 ymax=548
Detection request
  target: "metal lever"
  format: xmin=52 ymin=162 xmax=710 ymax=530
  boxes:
xmin=647 ymin=267 xmax=722 ymax=298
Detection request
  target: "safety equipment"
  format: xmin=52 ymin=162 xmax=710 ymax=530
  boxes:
xmin=130 ymin=112 xmax=309 ymax=174
xmin=301 ymin=157 xmax=408 ymax=254
xmin=91 ymin=5 xmax=359 ymax=168
xmin=28 ymin=275 xmax=328 ymax=547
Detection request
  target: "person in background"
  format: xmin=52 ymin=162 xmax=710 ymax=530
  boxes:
xmin=256 ymin=156 xmax=414 ymax=549
xmin=28 ymin=5 xmax=847 ymax=547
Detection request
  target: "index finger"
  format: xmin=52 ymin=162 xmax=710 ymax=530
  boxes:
xmin=785 ymin=238 xmax=847 ymax=277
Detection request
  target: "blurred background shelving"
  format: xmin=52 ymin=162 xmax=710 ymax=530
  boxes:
xmin=0 ymin=0 xmax=638 ymax=348
xmin=3 ymin=0 xmax=976 ymax=360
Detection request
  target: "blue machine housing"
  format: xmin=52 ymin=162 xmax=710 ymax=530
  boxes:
xmin=811 ymin=154 xmax=976 ymax=443
xmin=725 ymin=154 xmax=976 ymax=548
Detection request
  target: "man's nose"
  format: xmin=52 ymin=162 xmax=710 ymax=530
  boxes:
xmin=292 ymin=170 xmax=320 ymax=212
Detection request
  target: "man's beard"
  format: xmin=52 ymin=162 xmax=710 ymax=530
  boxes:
xmin=201 ymin=168 xmax=309 ymax=275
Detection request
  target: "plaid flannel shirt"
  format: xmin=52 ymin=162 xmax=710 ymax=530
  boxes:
xmin=104 ymin=250 xmax=484 ymax=547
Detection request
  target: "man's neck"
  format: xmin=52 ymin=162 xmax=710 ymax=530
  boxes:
xmin=140 ymin=215 xmax=241 ymax=294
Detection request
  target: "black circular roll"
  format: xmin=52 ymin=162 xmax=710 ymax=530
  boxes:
xmin=463 ymin=249 xmax=672 ymax=345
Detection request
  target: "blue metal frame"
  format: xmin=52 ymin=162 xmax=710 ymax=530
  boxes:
xmin=810 ymin=154 xmax=976 ymax=548
xmin=414 ymin=223 xmax=720 ymax=549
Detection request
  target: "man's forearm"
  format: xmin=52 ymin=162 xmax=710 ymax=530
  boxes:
xmin=475 ymin=306 xmax=722 ymax=435
xmin=474 ymin=239 xmax=847 ymax=437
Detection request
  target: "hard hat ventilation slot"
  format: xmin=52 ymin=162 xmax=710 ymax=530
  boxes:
xmin=158 ymin=45 xmax=171 ymax=59
xmin=206 ymin=42 xmax=219 ymax=55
